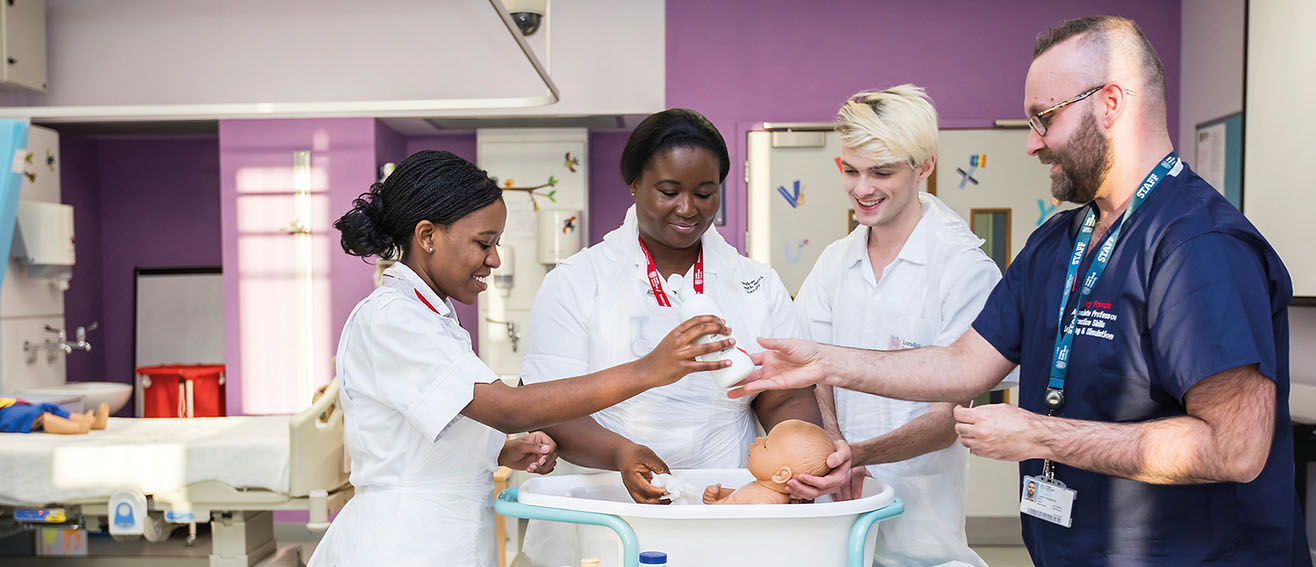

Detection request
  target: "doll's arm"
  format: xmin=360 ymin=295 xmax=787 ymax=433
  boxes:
xmin=702 ymin=483 xmax=735 ymax=504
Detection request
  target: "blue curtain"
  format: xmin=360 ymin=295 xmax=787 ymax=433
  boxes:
xmin=0 ymin=119 xmax=32 ymax=289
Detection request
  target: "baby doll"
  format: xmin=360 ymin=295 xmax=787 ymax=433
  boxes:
xmin=702 ymin=419 xmax=835 ymax=505
xmin=0 ymin=399 xmax=109 ymax=434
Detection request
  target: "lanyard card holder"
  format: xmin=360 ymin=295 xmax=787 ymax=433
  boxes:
xmin=1020 ymin=474 xmax=1076 ymax=528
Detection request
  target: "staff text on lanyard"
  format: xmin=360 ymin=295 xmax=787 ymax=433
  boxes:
xmin=1041 ymin=152 xmax=1178 ymax=482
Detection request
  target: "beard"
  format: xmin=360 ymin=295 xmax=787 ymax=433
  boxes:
xmin=1042 ymin=112 xmax=1113 ymax=204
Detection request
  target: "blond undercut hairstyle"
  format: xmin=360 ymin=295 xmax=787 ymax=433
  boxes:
xmin=835 ymin=84 xmax=939 ymax=168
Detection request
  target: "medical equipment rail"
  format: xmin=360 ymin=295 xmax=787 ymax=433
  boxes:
xmin=494 ymin=488 xmax=903 ymax=567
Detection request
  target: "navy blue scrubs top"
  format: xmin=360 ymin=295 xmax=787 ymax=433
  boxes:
xmin=972 ymin=162 xmax=1308 ymax=566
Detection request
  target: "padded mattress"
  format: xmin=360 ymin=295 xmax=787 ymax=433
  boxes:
xmin=0 ymin=416 xmax=290 ymax=506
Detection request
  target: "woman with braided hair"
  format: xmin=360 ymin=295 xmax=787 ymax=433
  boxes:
xmin=308 ymin=150 xmax=736 ymax=567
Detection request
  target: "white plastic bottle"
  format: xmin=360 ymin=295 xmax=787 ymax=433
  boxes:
xmin=666 ymin=274 xmax=755 ymax=389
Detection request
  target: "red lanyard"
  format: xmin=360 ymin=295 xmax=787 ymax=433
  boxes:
xmin=638 ymin=234 xmax=703 ymax=307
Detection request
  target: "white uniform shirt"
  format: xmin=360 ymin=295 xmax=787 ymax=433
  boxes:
xmin=522 ymin=205 xmax=804 ymax=468
xmin=308 ymin=262 xmax=503 ymax=567
xmin=796 ymin=193 xmax=1010 ymax=567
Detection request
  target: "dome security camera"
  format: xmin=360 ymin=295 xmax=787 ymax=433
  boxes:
xmin=501 ymin=0 xmax=547 ymax=37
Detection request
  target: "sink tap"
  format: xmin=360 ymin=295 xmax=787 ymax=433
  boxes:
xmin=506 ymin=321 xmax=522 ymax=353
xmin=73 ymin=322 xmax=97 ymax=352
xmin=485 ymin=318 xmax=522 ymax=353
xmin=24 ymin=326 xmax=74 ymax=363
xmin=44 ymin=325 xmax=73 ymax=354
xmin=22 ymin=340 xmax=42 ymax=363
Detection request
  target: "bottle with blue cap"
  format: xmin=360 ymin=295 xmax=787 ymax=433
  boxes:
xmin=639 ymin=550 xmax=668 ymax=566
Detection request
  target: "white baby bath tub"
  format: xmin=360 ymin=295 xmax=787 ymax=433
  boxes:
xmin=499 ymin=468 xmax=903 ymax=567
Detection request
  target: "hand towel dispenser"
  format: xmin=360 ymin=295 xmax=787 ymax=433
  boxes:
xmin=11 ymin=201 xmax=75 ymax=288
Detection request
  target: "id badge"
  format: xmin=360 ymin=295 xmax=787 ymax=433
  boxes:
xmin=1020 ymin=475 xmax=1076 ymax=528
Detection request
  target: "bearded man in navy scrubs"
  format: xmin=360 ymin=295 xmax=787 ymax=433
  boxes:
xmin=734 ymin=15 xmax=1308 ymax=566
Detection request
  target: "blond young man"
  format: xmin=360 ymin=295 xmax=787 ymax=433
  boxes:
xmin=792 ymin=85 xmax=1006 ymax=567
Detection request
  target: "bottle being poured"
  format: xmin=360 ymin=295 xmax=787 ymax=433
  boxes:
xmin=665 ymin=273 xmax=755 ymax=389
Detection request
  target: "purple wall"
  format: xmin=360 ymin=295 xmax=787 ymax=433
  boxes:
xmin=219 ymin=118 xmax=377 ymax=415
xmin=665 ymin=0 xmax=1182 ymax=251
xmin=374 ymin=121 xmax=407 ymax=176
xmin=59 ymin=135 xmax=104 ymax=384
xmin=587 ymin=131 xmax=633 ymax=245
xmin=404 ymin=133 xmax=478 ymax=162
xmin=60 ymin=135 xmax=222 ymax=414
xmin=100 ymin=137 xmax=222 ymax=392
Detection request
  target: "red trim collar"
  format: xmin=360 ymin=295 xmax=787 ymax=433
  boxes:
xmin=414 ymin=289 xmax=441 ymax=314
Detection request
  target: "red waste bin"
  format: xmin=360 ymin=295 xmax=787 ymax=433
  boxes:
xmin=136 ymin=364 xmax=226 ymax=418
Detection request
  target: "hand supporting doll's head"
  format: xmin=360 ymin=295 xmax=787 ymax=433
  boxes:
xmin=747 ymin=419 xmax=835 ymax=492
xmin=703 ymin=419 xmax=836 ymax=505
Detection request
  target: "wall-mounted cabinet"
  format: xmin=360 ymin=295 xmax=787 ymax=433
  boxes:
xmin=1 ymin=0 xmax=47 ymax=93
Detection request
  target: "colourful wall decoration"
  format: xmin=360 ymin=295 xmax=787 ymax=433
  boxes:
xmin=1035 ymin=198 xmax=1059 ymax=226
xmin=777 ymin=180 xmax=804 ymax=208
xmin=784 ymin=238 xmax=809 ymax=263
xmin=957 ymin=153 xmax=986 ymax=189
xmin=500 ymin=176 xmax=560 ymax=211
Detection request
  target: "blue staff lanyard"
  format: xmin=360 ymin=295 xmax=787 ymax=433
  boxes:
xmin=1044 ymin=152 xmax=1178 ymax=411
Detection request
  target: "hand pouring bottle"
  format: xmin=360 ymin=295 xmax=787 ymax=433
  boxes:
xmin=667 ymin=274 xmax=754 ymax=389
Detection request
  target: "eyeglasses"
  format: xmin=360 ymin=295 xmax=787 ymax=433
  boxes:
xmin=1027 ymin=85 xmax=1135 ymax=136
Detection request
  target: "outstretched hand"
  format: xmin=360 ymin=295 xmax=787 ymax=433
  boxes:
xmin=728 ymin=337 xmax=830 ymax=399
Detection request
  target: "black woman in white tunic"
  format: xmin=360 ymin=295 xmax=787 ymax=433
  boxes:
xmin=307 ymin=151 xmax=736 ymax=567
xmin=516 ymin=110 xmax=855 ymax=566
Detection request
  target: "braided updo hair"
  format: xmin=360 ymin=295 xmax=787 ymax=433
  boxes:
xmin=335 ymin=150 xmax=502 ymax=260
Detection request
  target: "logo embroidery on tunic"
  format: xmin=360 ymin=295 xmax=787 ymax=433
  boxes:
xmin=741 ymin=276 xmax=763 ymax=294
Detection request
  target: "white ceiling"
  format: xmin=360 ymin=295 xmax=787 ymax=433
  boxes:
xmin=3 ymin=0 xmax=664 ymax=122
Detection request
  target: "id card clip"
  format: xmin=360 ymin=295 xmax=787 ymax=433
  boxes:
xmin=1020 ymin=474 xmax=1076 ymax=528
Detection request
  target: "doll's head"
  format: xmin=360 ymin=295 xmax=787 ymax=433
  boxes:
xmin=746 ymin=420 xmax=835 ymax=489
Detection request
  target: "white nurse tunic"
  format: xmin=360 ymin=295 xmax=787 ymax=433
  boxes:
xmin=308 ymin=262 xmax=503 ymax=567
xmin=516 ymin=206 xmax=802 ymax=567
xmin=796 ymin=193 xmax=1010 ymax=567
xmin=521 ymin=205 xmax=803 ymax=467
